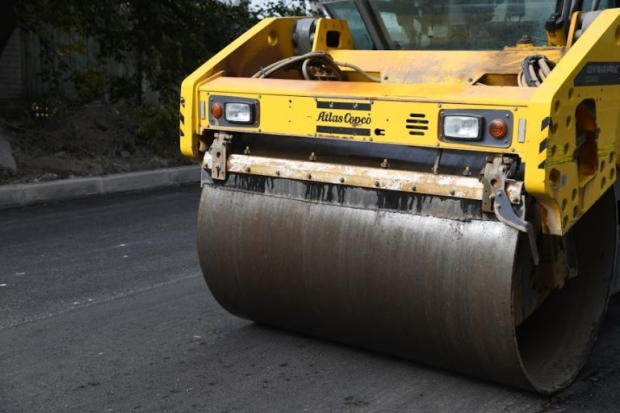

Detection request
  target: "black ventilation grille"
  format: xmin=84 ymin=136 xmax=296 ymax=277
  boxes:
xmin=406 ymin=113 xmax=429 ymax=136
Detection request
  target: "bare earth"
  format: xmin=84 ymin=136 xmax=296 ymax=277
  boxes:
xmin=0 ymin=101 xmax=191 ymax=185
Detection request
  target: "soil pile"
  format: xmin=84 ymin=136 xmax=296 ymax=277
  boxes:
xmin=0 ymin=101 xmax=191 ymax=185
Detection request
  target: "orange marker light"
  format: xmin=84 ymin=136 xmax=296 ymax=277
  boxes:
xmin=489 ymin=119 xmax=508 ymax=139
xmin=211 ymin=102 xmax=223 ymax=119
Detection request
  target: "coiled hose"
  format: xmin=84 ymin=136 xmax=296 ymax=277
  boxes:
xmin=518 ymin=55 xmax=555 ymax=87
xmin=253 ymin=51 xmax=381 ymax=82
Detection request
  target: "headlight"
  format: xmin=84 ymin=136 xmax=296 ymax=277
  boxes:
xmin=438 ymin=109 xmax=512 ymax=148
xmin=209 ymin=96 xmax=259 ymax=127
xmin=443 ymin=116 xmax=482 ymax=140
xmin=225 ymin=103 xmax=253 ymax=123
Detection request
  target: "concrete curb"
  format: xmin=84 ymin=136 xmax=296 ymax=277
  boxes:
xmin=0 ymin=166 xmax=200 ymax=210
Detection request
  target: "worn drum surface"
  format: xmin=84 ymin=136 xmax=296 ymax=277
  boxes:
xmin=197 ymin=176 xmax=616 ymax=393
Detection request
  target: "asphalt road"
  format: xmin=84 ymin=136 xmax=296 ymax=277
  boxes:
xmin=1 ymin=185 xmax=619 ymax=413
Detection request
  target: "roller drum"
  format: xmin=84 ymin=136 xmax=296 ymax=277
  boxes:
xmin=197 ymin=177 xmax=616 ymax=393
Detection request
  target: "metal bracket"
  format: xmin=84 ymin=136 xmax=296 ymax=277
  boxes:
xmin=482 ymin=157 xmax=514 ymax=212
xmin=432 ymin=149 xmax=443 ymax=175
xmin=494 ymin=188 xmax=539 ymax=265
xmin=210 ymin=132 xmax=232 ymax=180
xmin=483 ymin=157 xmax=539 ymax=265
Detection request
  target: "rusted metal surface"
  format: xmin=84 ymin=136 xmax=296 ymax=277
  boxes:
xmin=483 ymin=156 xmax=539 ymax=265
xmin=197 ymin=177 xmax=616 ymax=393
xmin=210 ymin=133 xmax=231 ymax=180
xmin=202 ymin=152 xmax=524 ymax=204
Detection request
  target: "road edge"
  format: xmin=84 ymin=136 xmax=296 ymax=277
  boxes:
xmin=0 ymin=166 xmax=200 ymax=210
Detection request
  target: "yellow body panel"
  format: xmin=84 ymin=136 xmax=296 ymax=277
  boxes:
xmin=181 ymin=11 xmax=620 ymax=235
xmin=527 ymin=10 xmax=620 ymax=233
xmin=180 ymin=18 xmax=301 ymax=159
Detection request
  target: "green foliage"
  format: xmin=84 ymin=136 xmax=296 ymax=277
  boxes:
xmin=15 ymin=0 xmax=260 ymax=103
xmin=253 ymin=0 xmax=320 ymax=18
xmin=13 ymin=0 xmax=318 ymax=149
xmin=134 ymin=105 xmax=177 ymax=149
xmin=71 ymin=69 xmax=107 ymax=104
xmin=108 ymin=77 xmax=140 ymax=104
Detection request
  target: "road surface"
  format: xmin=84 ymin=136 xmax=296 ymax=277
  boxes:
xmin=1 ymin=185 xmax=619 ymax=412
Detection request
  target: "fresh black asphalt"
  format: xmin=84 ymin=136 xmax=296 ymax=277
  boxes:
xmin=1 ymin=184 xmax=619 ymax=412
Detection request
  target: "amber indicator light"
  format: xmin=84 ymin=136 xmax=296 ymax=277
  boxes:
xmin=211 ymin=102 xmax=224 ymax=119
xmin=489 ymin=119 xmax=508 ymax=139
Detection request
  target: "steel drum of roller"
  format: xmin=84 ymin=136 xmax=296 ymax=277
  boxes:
xmin=197 ymin=175 xmax=616 ymax=394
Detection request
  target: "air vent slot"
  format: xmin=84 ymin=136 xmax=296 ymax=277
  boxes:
xmin=406 ymin=113 xmax=429 ymax=136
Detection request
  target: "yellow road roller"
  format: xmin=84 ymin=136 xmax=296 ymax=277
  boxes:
xmin=180 ymin=0 xmax=620 ymax=393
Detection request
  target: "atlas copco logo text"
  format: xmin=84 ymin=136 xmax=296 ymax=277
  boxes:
xmin=317 ymin=111 xmax=371 ymax=125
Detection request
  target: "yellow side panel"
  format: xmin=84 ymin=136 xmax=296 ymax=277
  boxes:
xmin=180 ymin=17 xmax=301 ymax=160
xmin=525 ymin=9 xmax=620 ymax=234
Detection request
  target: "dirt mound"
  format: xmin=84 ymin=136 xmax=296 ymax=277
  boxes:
xmin=68 ymin=101 xmax=138 ymax=157
xmin=0 ymin=101 xmax=190 ymax=185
